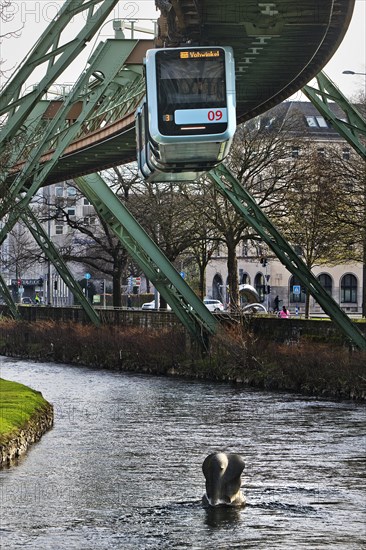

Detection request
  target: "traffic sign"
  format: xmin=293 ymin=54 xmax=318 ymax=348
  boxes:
xmin=84 ymin=273 xmax=91 ymax=280
xmin=293 ymin=285 xmax=301 ymax=295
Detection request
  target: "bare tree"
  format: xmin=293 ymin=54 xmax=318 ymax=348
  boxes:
xmin=196 ymin=107 xmax=299 ymax=308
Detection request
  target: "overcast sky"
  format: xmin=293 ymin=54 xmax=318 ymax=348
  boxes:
xmin=1 ymin=0 xmax=365 ymax=98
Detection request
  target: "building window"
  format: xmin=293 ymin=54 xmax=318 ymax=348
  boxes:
xmin=317 ymin=147 xmax=325 ymax=156
xmin=289 ymin=275 xmax=306 ymax=303
xmin=341 ymin=274 xmax=357 ymax=303
xmin=55 ymin=225 xmax=63 ymax=235
xmin=342 ymin=149 xmax=350 ymax=160
xmin=291 ymin=146 xmax=300 ymax=158
xmin=83 ymin=198 xmax=91 ymax=206
xmin=55 ymin=186 xmax=63 ymax=197
xmin=241 ymin=272 xmax=250 ymax=285
xmin=254 ymin=273 xmax=265 ymax=303
xmin=317 ymin=273 xmax=332 ymax=296
xmin=305 ymin=116 xmax=328 ymax=128
xmin=316 ymin=116 xmax=327 ymax=128
xmin=67 ymin=208 xmax=76 ymax=216
xmin=67 ymin=186 xmax=77 ymax=196
xmin=305 ymin=116 xmax=317 ymax=127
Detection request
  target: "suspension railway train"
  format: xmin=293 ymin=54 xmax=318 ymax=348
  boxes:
xmin=135 ymin=46 xmax=236 ymax=182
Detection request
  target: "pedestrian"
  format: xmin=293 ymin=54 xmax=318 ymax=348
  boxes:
xmin=35 ymin=292 xmax=41 ymax=305
xmin=127 ymin=294 xmax=132 ymax=308
xmin=273 ymin=295 xmax=279 ymax=312
xmin=279 ymin=305 xmax=290 ymax=319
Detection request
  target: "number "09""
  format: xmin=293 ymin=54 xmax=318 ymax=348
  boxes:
xmin=208 ymin=110 xmax=223 ymax=121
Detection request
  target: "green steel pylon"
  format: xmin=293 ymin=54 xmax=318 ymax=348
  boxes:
xmin=209 ymin=164 xmax=366 ymax=351
xmin=75 ymin=173 xmax=218 ymax=346
xmin=303 ymin=71 xmax=366 ymax=160
xmin=0 ymin=273 xmax=21 ymax=319
xmin=20 ymin=208 xmax=101 ymax=326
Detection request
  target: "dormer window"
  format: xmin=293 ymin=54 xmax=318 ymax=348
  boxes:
xmin=305 ymin=116 xmax=328 ymax=128
xmin=306 ymin=116 xmax=317 ymax=127
xmin=316 ymin=116 xmax=327 ymax=127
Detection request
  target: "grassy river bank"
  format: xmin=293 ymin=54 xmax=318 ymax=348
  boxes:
xmin=0 ymin=377 xmax=53 ymax=466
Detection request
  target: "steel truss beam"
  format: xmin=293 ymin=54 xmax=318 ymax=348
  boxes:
xmin=303 ymin=71 xmax=366 ymax=160
xmin=75 ymin=173 xmax=218 ymax=346
xmin=20 ymin=208 xmax=101 ymax=326
xmin=0 ymin=0 xmax=120 ymax=149
xmin=0 ymin=273 xmax=21 ymax=319
xmin=209 ymin=164 xmax=366 ymax=350
xmin=0 ymin=39 xmax=140 ymax=223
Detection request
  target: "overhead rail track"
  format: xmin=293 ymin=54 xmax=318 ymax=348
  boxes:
xmin=1 ymin=1 xmax=356 ymax=185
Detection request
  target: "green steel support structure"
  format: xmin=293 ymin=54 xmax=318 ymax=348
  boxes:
xmin=20 ymin=208 xmax=101 ymax=326
xmin=303 ymin=71 xmax=366 ymax=319
xmin=302 ymin=71 xmax=366 ymax=160
xmin=0 ymin=2 xmax=364 ymax=350
xmin=208 ymin=164 xmax=366 ymax=350
xmin=0 ymin=39 xmax=140 ymax=222
xmin=75 ymin=173 xmax=218 ymax=345
xmin=0 ymin=38 xmax=141 ymax=322
xmin=0 ymin=273 xmax=21 ymax=319
xmin=0 ymin=0 xmax=120 ymax=152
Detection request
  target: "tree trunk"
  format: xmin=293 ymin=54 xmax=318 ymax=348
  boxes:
xmin=112 ymin=261 xmax=124 ymax=307
xmin=227 ymin=245 xmax=239 ymax=309
xmin=198 ymin=263 xmax=206 ymax=300
xmin=305 ymin=291 xmax=310 ymax=319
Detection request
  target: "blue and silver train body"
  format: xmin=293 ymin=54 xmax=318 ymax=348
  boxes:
xmin=136 ymin=46 xmax=236 ymax=182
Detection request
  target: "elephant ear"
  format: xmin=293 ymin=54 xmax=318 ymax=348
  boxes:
xmin=222 ymin=454 xmax=245 ymax=499
xmin=202 ymin=452 xmax=227 ymax=478
xmin=202 ymin=453 xmax=215 ymax=477
xmin=224 ymin=454 xmax=245 ymax=483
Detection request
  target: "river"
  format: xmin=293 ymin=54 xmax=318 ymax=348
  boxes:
xmin=0 ymin=357 xmax=365 ymax=549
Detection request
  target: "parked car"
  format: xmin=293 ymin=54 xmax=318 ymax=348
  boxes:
xmin=141 ymin=300 xmax=171 ymax=311
xmin=21 ymin=297 xmax=33 ymax=305
xmin=203 ymin=299 xmax=225 ymax=312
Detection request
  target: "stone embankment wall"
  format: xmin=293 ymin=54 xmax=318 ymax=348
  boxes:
xmin=0 ymin=404 xmax=54 ymax=467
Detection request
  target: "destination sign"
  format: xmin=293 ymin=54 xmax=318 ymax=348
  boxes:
xmin=179 ymin=49 xmax=221 ymax=59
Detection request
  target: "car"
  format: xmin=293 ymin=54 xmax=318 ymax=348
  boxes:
xmin=203 ymin=299 xmax=225 ymax=312
xmin=141 ymin=300 xmax=171 ymax=311
xmin=21 ymin=297 xmax=33 ymax=305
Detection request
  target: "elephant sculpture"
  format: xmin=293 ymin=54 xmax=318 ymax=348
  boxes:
xmin=202 ymin=452 xmax=246 ymax=507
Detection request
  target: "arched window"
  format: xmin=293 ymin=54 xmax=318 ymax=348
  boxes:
xmin=341 ymin=274 xmax=357 ymax=303
xmin=240 ymin=272 xmax=250 ymax=285
xmin=254 ymin=273 xmax=265 ymax=303
xmin=317 ymin=273 xmax=332 ymax=296
xmin=212 ymin=273 xmax=224 ymax=301
xmin=289 ymin=275 xmax=306 ymax=303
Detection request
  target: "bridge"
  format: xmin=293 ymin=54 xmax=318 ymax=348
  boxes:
xmin=1 ymin=0 xmax=366 ymax=350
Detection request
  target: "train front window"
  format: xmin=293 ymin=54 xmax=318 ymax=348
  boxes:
xmin=156 ymin=48 xmax=227 ymax=136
